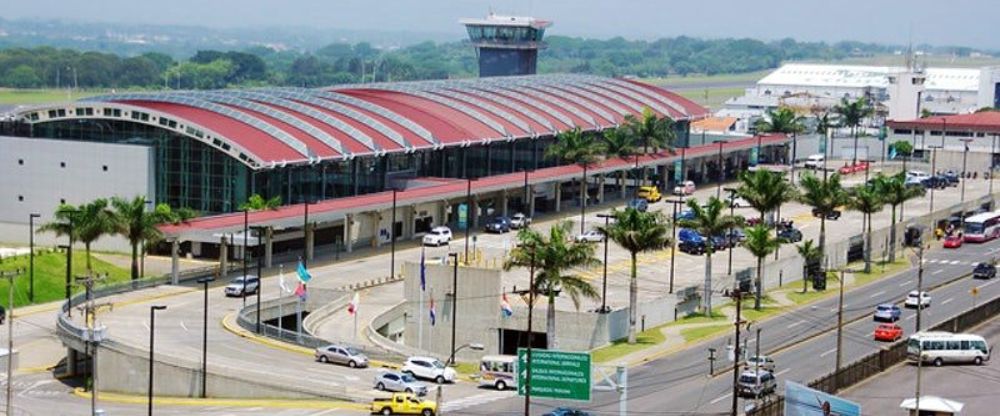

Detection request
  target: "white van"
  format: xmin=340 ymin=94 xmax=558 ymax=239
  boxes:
xmin=803 ymin=154 xmax=824 ymax=169
xmin=478 ymin=355 xmax=516 ymax=390
xmin=907 ymin=331 xmax=991 ymax=366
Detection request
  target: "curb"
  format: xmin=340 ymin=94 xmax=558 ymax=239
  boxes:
xmin=71 ymin=387 xmax=369 ymax=410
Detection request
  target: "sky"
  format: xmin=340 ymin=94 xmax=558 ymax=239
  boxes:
xmin=6 ymin=0 xmax=998 ymax=49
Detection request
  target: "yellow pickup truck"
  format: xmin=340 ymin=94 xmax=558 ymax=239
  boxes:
xmin=370 ymin=392 xmax=437 ymax=416
xmin=637 ymin=186 xmax=662 ymax=202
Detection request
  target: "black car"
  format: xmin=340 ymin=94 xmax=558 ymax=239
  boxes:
xmin=777 ymin=227 xmax=803 ymax=243
xmin=812 ymin=208 xmax=841 ymax=220
xmin=483 ymin=217 xmax=512 ymax=233
xmin=973 ymin=262 xmax=996 ymax=279
xmin=921 ymin=176 xmax=947 ymax=190
xmin=942 ymin=170 xmax=961 ymax=186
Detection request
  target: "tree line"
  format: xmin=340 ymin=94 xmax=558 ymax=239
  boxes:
xmin=1 ymin=36 xmax=910 ymax=89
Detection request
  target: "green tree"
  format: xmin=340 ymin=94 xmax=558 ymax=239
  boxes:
xmin=735 ymin=169 xmax=797 ymax=225
xmin=504 ymin=221 xmax=600 ymax=349
xmin=599 ymin=208 xmax=670 ymax=343
xmin=546 ymin=127 xmax=604 ymax=232
xmin=5 ymin=65 xmax=41 ymax=88
xmin=755 ymin=107 xmax=804 ymax=135
xmin=834 ymin=97 xmax=874 ymax=164
xmin=875 ymin=173 xmax=925 ymax=262
xmin=623 ymin=108 xmax=675 ymax=187
xmin=111 ymin=196 xmax=168 ymax=282
xmin=814 ymin=112 xmax=834 ymax=137
xmin=74 ymin=199 xmax=117 ymax=271
xmin=796 ymin=240 xmax=823 ymax=293
xmin=891 ymin=140 xmax=914 ymax=158
xmin=601 ymin=127 xmax=637 ymax=196
xmin=798 ymin=173 xmax=849 ymax=261
xmin=239 ymin=194 xmax=282 ymax=211
xmin=678 ymin=197 xmax=744 ymax=316
xmin=848 ymin=184 xmax=884 ymax=273
xmin=743 ymin=224 xmax=782 ymax=310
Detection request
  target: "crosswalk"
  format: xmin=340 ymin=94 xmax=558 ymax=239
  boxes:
xmin=440 ymin=390 xmax=516 ymax=412
xmin=923 ymin=258 xmax=982 ymax=266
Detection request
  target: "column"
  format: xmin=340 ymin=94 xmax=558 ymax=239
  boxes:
xmin=372 ymin=212 xmax=381 ymax=248
xmin=500 ymin=190 xmax=509 ymax=217
xmin=344 ymin=214 xmax=354 ymax=253
xmin=438 ymin=201 xmax=448 ymax=228
xmin=170 ymin=239 xmax=180 ymax=285
xmin=471 ymin=197 xmax=480 ymax=228
xmin=554 ymin=183 xmax=562 ymax=212
xmin=264 ymin=227 xmax=273 ymax=268
xmin=305 ymin=222 xmax=315 ymax=261
xmin=65 ymin=348 xmax=78 ymax=377
xmin=219 ymin=235 xmax=228 ymax=277
xmin=619 ymin=169 xmax=627 ymax=200
xmin=528 ymin=193 xmax=535 ymax=218
xmin=405 ymin=205 xmax=416 ymax=239
xmin=598 ymin=174 xmax=606 ymax=204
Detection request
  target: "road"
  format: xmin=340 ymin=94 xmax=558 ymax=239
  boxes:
xmin=461 ymin=235 xmax=1000 ymax=415
xmin=840 ymin=314 xmax=1000 ymax=415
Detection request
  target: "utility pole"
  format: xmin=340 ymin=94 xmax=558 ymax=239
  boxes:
xmin=1 ymin=269 xmax=23 ymax=416
xmin=75 ymin=272 xmax=111 ymax=416
xmin=729 ymin=289 xmax=744 ymax=416
xmin=666 ymin=198 xmax=685 ymax=294
xmin=835 ymin=269 xmax=846 ymax=390
xmin=522 ymin=246 xmax=536 ymax=416
xmin=916 ymin=243 xmax=925 ymax=332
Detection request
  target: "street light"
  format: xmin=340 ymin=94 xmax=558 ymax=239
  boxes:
xmin=29 ymin=213 xmax=40 ymax=303
xmin=302 ymin=199 xmax=314 ymax=268
xmin=196 ymin=277 xmax=213 ymax=398
xmin=148 ymin=305 xmax=167 ymax=416
xmin=834 ymin=267 xmax=863 ymax=390
xmin=250 ymin=226 xmax=267 ymax=334
xmin=390 ymin=188 xmax=399 ymax=280
xmin=448 ymin=252 xmax=460 ymax=365
xmin=927 ymin=145 xmax=943 ymax=215
xmin=242 ymin=209 xmax=249 ymax=308
xmin=960 ymin=138 xmax=973 ymax=206
xmin=596 ymin=213 xmax=614 ymax=313
xmin=665 ymin=198 xmax=686 ymax=294
xmin=723 ymin=187 xmax=738 ymax=275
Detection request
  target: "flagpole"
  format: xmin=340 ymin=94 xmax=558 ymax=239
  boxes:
xmin=500 ymin=286 xmax=505 ymax=355
xmin=296 ymin=294 xmax=303 ymax=343
xmin=419 ymin=247 xmax=425 ymax=351
xmin=278 ymin=265 xmax=284 ymax=334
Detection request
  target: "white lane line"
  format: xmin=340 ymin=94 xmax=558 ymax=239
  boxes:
xmin=869 ymin=290 xmax=886 ymax=299
xmin=900 ymin=280 xmax=913 ymax=287
xmin=906 ymin=314 xmax=916 ymax=321
xmin=933 ymin=269 xmax=945 ymax=275
xmin=142 ymin=322 xmax=149 ymax=331
xmin=709 ymin=392 xmax=732 ymax=405
xmin=982 ymin=279 xmax=1000 ymax=289
xmin=787 ymin=320 xmax=805 ymax=329
xmin=820 ymin=347 xmax=837 ymax=358
xmin=950 ymin=260 xmax=962 ymax=265
xmin=774 ymin=368 xmax=792 ymax=377
xmin=942 ymin=298 xmax=954 ymax=305
xmin=180 ymin=321 xmax=189 ymax=332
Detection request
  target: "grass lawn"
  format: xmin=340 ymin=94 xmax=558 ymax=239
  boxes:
xmin=591 ymin=325 xmax=666 ymax=363
xmin=677 ymin=87 xmax=746 ymax=110
xmin=784 ymin=260 xmax=909 ymax=305
xmin=681 ymin=324 xmax=731 ymax=343
xmin=0 ymin=249 xmax=132 ymax=308
xmin=640 ymin=70 xmax=770 ymax=87
xmin=0 ymin=88 xmax=101 ymax=105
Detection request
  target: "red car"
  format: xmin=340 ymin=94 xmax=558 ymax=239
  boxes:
xmin=943 ymin=234 xmax=963 ymax=248
xmin=874 ymin=323 xmax=903 ymax=342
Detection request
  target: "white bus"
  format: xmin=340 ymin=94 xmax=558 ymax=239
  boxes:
xmin=906 ymin=331 xmax=991 ymax=366
xmin=478 ymin=355 xmax=516 ymax=390
xmin=963 ymin=210 xmax=1000 ymax=242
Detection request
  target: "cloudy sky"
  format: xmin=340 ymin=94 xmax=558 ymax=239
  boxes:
xmin=7 ymin=0 xmax=998 ymax=48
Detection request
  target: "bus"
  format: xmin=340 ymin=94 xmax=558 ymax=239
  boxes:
xmin=906 ymin=331 xmax=991 ymax=366
xmin=478 ymin=355 xmax=516 ymax=390
xmin=963 ymin=210 xmax=1000 ymax=242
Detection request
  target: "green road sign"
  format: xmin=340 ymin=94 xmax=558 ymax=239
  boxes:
xmin=517 ymin=348 xmax=591 ymax=401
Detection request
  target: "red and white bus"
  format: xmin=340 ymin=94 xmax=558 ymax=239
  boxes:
xmin=963 ymin=210 xmax=1000 ymax=242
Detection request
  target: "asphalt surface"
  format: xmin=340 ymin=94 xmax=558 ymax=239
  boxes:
xmin=460 ymin=236 xmax=1000 ymax=415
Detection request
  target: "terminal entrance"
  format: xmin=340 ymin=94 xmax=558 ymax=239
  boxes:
xmin=497 ymin=329 xmax=547 ymax=355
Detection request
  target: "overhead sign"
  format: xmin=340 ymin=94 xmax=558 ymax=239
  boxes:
xmin=673 ymin=160 xmax=683 ymax=182
xmin=458 ymin=203 xmax=468 ymax=230
xmin=517 ymin=348 xmax=591 ymax=401
xmin=784 ymin=380 xmax=861 ymax=416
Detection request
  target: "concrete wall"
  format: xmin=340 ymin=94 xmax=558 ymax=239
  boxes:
xmin=0 ymin=135 xmax=154 ymax=251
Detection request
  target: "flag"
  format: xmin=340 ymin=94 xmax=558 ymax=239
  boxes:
xmin=296 ymin=260 xmax=312 ymax=283
xmin=420 ymin=248 xmax=426 ymax=292
xmin=294 ymin=282 xmax=307 ymax=301
xmin=888 ymin=145 xmax=897 ymax=160
xmin=500 ymin=293 xmax=513 ymax=318
xmin=429 ymin=294 xmax=437 ymax=326
xmin=278 ymin=268 xmax=291 ymax=294
xmin=348 ymin=292 xmax=360 ymax=315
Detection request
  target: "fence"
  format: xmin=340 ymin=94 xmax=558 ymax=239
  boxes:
xmin=747 ymin=295 xmax=1000 ymax=416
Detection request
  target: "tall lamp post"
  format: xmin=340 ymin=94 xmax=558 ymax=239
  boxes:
xmin=196 ymin=277 xmax=213 ymax=398
xmin=991 ymin=134 xmax=998 ymax=196
xmin=29 ymin=213 xmax=40 ymax=303
xmin=834 ymin=268 xmax=862 ymax=390
xmin=242 ymin=209 xmax=249 ymax=308
xmin=148 ymin=305 xmax=167 ymax=416
xmin=521 ymin=245 xmax=537 ymax=416
xmin=666 ymin=198 xmax=686 ymax=294
xmin=447 ymin=253 xmax=460 ymax=365
xmin=1 ymin=269 xmax=22 ymax=416
xmin=596 ymin=213 xmax=614 ymax=313
xmin=960 ymin=138 xmax=973 ymax=208
xmin=464 ymin=178 xmax=473 ymax=263
xmin=390 ymin=188 xmax=398 ymax=279
xmin=302 ymin=200 xmax=313 ymax=268
xmin=250 ymin=226 xmax=266 ymax=333
xmin=723 ymin=187 xmax=738 ymax=275
xmin=927 ymin=145 xmax=943 ymax=215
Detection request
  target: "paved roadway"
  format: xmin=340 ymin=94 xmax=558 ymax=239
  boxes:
xmin=461 ymin=234 xmax=1000 ymax=415
xmin=840 ymin=315 xmax=1000 ymax=415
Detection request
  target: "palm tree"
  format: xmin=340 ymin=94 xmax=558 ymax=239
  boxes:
xmin=755 ymin=107 xmax=804 ymax=136
xmin=623 ymin=108 xmax=675 ymax=187
xmin=546 ymin=127 xmax=604 ymax=233
xmin=599 ymin=208 xmax=670 ymax=343
xmin=74 ymin=199 xmax=117 ymax=271
xmin=891 ymin=140 xmax=914 ymax=172
xmin=38 ymin=203 xmax=83 ymax=270
xmin=796 ymin=240 xmax=823 ymax=293
xmin=736 ymin=169 xmax=797 ymax=225
xmin=678 ymin=197 xmax=744 ymax=316
xmin=814 ymin=112 xmax=834 ymax=137
xmin=504 ymin=221 xmax=600 ymax=349
xmin=798 ymin=172 xmax=849 ymax=263
xmin=875 ymin=173 xmax=925 ymax=263
xmin=239 ymin=194 xmax=282 ymax=211
xmin=111 ymin=196 xmax=168 ymax=282
xmin=602 ymin=127 xmax=637 ymax=197
xmin=848 ymin=184 xmax=884 ymax=273
xmin=743 ymin=224 xmax=782 ymax=310
xmin=834 ymin=97 xmax=873 ymax=164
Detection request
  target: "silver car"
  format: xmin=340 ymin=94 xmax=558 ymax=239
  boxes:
xmin=314 ymin=344 xmax=368 ymax=368
xmin=374 ymin=370 xmax=428 ymax=396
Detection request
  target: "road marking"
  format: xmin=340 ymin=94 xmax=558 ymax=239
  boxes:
xmin=180 ymin=321 xmax=189 ymax=332
xmin=942 ymin=298 xmax=954 ymax=305
xmin=142 ymin=322 xmax=149 ymax=331
xmin=787 ymin=320 xmax=805 ymax=329
xmin=899 ymin=280 xmax=913 ymax=287
xmin=774 ymin=368 xmax=792 ymax=377
xmin=950 ymin=260 xmax=962 ymax=265
xmin=933 ymin=269 xmax=945 ymax=275
xmin=709 ymin=392 xmax=732 ymax=405
xmin=869 ymin=290 xmax=886 ymax=299
xmin=820 ymin=347 xmax=837 ymax=358
xmin=906 ymin=314 xmax=916 ymax=321
xmin=982 ymin=279 xmax=1000 ymax=289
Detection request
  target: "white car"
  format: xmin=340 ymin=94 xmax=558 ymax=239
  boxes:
xmin=422 ymin=226 xmax=453 ymax=246
xmin=575 ymin=229 xmax=605 ymax=243
xmin=673 ymin=180 xmax=696 ymax=196
xmin=904 ymin=291 xmax=931 ymax=308
xmin=224 ymin=275 xmax=259 ymax=297
xmin=728 ymin=195 xmax=750 ymax=208
xmin=803 ymin=154 xmax=825 ymax=170
xmin=510 ymin=213 xmax=532 ymax=229
xmin=402 ymin=356 xmax=456 ymax=384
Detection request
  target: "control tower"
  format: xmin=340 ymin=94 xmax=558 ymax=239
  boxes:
xmin=460 ymin=13 xmax=552 ymax=77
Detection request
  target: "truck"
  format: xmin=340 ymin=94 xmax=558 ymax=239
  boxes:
xmin=370 ymin=392 xmax=437 ymax=416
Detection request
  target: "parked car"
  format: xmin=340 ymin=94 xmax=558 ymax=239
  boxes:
xmin=922 ymin=176 xmax=947 ymax=190
xmin=727 ymin=194 xmax=750 ymax=208
xmin=723 ymin=228 xmax=747 ymax=245
xmin=674 ymin=209 xmax=696 ymax=221
xmin=369 ymin=392 xmax=437 ymax=416
xmin=542 ymin=408 xmax=593 ymax=416
xmin=874 ymin=323 xmax=904 ymax=342
xmin=315 ymin=344 xmax=369 ymax=368
xmin=402 ymin=356 xmax=456 ymax=384
xmin=873 ymin=304 xmax=902 ymax=322
xmin=224 ymin=275 xmax=259 ymax=297
xmin=904 ymin=291 xmax=932 ymax=308
xmin=510 ymin=213 xmax=532 ymax=229
xmin=374 ymin=370 xmax=428 ymax=396
xmin=973 ymin=262 xmax=997 ymax=279
xmin=811 ymin=208 xmax=841 ymax=220
xmin=744 ymin=355 xmax=776 ymax=372
xmin=483 ymin=217 xmax=512 ymax=233
xmin=422 ymin=226 xmax=453 ymax=246
xmin=627 ymin=198 xmax=649 ymax=212
xmin=678 ymin=228 xmax=705 ymax=255
xmin=803 ymin=154 xmax=825 ymax=170
xmin=905 ymin=176 xmax=926 ymax=188
xmin=942 ymin=170 xmax=961 ymax=186
xmin=776 ymin=227 xmax=803 ymax=243
xmin=906 ymin=170 xmax=931 ymax=180
xmin=575 ymin=229 xmax=605 ymax=243
xmin=943 ymin=234 xmax=963 ymax=249
xmin=637 ymin=186 xmax=662 ymax=202
xmin=673 ymin=180 xmax=696 ymax=196
xmin=737 ymin=370 xmax=776 ymax=398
